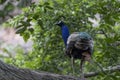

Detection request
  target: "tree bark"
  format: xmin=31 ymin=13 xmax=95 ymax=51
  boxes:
xmin=0 ymin=60 xmax=120 ymax=80
xmin=0 ymin=60 xmax=81 ymax=80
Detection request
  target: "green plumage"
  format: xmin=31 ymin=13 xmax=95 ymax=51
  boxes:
xmin=67 ymin=32 xmax=93 ymax=51
xmin=79 ymin=32 xmax=92 ymax=40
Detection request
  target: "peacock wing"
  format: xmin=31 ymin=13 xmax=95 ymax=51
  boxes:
xmin=67 ymin=32 xmax=94 ymax=51
xmin=67 ymin=32 xmax=80 ymax=45
xmin=74 ymin=32 xmax=94 ymax=53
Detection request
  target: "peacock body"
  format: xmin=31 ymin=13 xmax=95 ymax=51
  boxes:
xmin=56 ymin=21 xmax=94 ymax=79
xmin=56 ymin=21 xmax=93 ymax=60
xmin=66 ymin=32 xmax=93 ymax=59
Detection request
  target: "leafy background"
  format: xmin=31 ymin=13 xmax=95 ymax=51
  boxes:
xmin=1 ymin=0 xmax=120 ymax=80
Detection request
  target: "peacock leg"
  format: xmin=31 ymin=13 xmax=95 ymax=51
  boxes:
xmin=71 ymin=56 xmax=75 ymax=75
xmin=80 ymin=58 xmax=86 ymax=80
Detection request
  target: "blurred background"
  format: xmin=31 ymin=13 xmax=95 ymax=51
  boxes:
xmin=0 ymin=0 xmax=120 ymax=80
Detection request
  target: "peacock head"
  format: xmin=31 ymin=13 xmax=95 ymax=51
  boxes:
xmin=55 ymin=21 xmax=65 ymax=27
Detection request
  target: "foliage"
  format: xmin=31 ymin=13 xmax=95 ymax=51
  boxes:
xmin=5 ymin=0 xmax=120 ymax=80
xmin=0 ymin=0 xmax=32 ymax=24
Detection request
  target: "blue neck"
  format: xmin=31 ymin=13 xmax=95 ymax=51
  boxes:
xmin=61 ymin=25 xmax=70 ymax=46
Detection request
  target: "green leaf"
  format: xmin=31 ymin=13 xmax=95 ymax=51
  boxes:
xmin=0 ymin=0 xmax=6 ymax=4
xmin=37 ymin=19 xmax=43 ymax=27
xmin=44 ymin=2 xmax=49 ymax=6
xmin=16 ymin=26 xmax=26 ymax=34
xmin=0 ymin=10 xmax=5 ymax=17
xmin=33 ymin=14 xmax=39 ymax=20
xmin=46 ymin=5 xmax=53 ymax=10
xmin=4 ymin=2 xmax=14 ymax=12
xmin=28 ymin=28 xmax=34 ymax=34
xmin=23 ymin=32 xmax=30 ymax=42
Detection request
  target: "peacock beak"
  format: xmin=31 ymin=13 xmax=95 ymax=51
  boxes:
xmin=55 ymin=21 xmax=64 ymax=26
xmin=55 ymin=22 xmax=60 ymax=26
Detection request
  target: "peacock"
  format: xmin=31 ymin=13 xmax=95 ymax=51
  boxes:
xmin=56 ymin=21 xmax=94 ymax=79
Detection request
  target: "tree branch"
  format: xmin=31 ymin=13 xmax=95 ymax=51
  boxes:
xmin=0 ymin=60 xmax=120 ymax=80
xmin=84 ymin=65 xmax=120 ymax=78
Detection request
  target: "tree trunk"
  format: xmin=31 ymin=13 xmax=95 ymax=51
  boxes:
xmin=0 ymin=60 xmax=81 ymax=80
xmin=0 ymin=60 xmax=120 ymax=80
